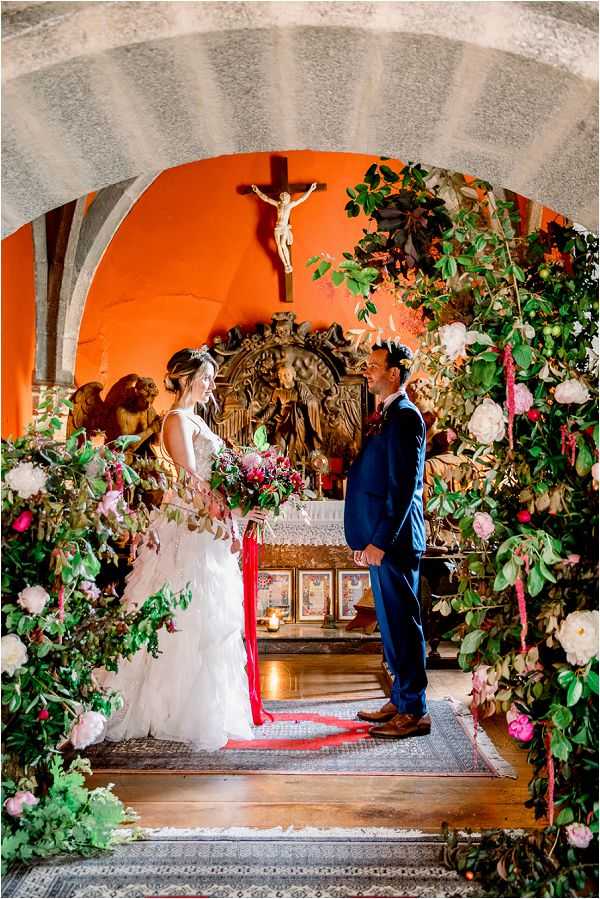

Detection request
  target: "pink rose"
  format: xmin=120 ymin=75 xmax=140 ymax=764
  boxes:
xmin=563 ymin=554 xmax=580 ymax=567
xmin=12 ymin=510 xmax=34 ymax=532
xmin=69 ymin=710 xmax=106 ymax=749
xmin=513 ymin=382 xmax=534 ymax=415
xmin=566 ymin=823 xmax=593 ymax=849
xmin=508 ymin=714 xmax=534 ymax=742
xmin=97 ymin=490 xmax=123 ymax=519
xmin=3 ymin=790 xmax=39 ymax=817
xmin=473 ymin=512 xmax=495 ymax=540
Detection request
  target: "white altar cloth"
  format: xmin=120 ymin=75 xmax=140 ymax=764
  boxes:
xmin=265 ymin=500 xmax=346 ymax=546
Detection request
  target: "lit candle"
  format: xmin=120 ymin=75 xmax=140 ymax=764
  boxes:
xmin=266 ymin=613 xmax=280 ymax=632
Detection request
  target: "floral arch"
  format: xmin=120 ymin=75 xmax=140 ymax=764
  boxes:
xmin=308 ymin=160 xmax=599 ymax=895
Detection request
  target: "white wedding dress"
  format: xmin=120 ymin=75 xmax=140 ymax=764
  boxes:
xmin=102 ymin=409 xmax=253 ymax=750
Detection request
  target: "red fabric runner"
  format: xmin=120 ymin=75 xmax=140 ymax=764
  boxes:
xmin=227 ymin=712 xmax=373 ymax=750
xmin=242 ymin=526 xmax=273 ymax=725
xmin=242 ymin=526 xmax=373 ymax=748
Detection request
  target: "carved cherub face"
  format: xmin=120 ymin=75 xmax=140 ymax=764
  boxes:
xmin=277 ymin=364 xmax=296 ymax=390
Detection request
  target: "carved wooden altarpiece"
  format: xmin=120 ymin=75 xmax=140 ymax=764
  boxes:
xmin=206 ymin=312 xmax=370 ymax=473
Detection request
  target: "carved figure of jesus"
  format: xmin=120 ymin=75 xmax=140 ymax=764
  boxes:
xmin=251 ymin=182 xmax=317 ymax=273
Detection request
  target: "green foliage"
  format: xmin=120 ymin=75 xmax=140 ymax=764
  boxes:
xmin=317 ymin=159 xmax=599 ymax=893
xmin=2 ymin=401 xmax=191 ymax=794
xmin=443 ymin=825 xmax=597 ymax=897
xmin=1 ymin=756 xmax=136 ymax=874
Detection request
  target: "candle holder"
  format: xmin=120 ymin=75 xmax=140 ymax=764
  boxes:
xmin=321 ymin=591 xmax=337 ymax=630
xmin=266 ymin=613 xmax=281 ymax=633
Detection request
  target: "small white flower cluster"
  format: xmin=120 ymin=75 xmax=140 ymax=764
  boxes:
xmin=438 ymin=322 xmax=487 ymax=361
xmin=468 ymin=398 xmax=505 ymax=444
xmin=554 ymin=379 xmax=590 ymax=404
xmin=69 ymin=710 xmax=107 ymax=749
xmin=556 ymin=610 xmax=598 ymax=666
xmin=1 ymin=634 xmax=28 ymax=676
xmin=17 ymin=585 xmax=49 ymax=615
xmin=4 ymin=461 xmax=47 ymax=499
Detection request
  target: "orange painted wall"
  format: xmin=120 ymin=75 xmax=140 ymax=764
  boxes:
xmin=76 ymin=151 xmax=414 ymax=411
xmin=0 ymin=150 xmax=572 ymax=436
xmin=1 ymin=224 xmax=35 ymax=438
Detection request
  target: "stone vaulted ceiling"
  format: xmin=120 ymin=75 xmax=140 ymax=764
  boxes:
xmin=1 ymin=0 xmax=598 ymax=237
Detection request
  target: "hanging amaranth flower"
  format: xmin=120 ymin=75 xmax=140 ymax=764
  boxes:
xmin=502 ymin=345 xmax=516 ymax=451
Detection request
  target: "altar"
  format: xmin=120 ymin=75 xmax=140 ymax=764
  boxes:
xmin=258 ymin=499 xmax=363 ymax=624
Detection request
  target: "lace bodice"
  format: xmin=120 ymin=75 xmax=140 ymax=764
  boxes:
xmin=160 ymin=409 xmax=223 ymax=481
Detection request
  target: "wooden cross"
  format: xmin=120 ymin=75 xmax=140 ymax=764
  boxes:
xmin=240 ymin=155 xmax=327 ymax=303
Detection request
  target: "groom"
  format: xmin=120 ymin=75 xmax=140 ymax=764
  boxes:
xmin=344 ymin=341 xmax=429 ymax=738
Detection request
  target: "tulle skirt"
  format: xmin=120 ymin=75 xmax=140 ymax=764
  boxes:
xmin=101 ymin=510 xmax=253 ymax=750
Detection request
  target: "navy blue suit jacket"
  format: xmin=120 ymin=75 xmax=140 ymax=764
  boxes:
xmin=344 ymin=394 xmax=426 ymax=556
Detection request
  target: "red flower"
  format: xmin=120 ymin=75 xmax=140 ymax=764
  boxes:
xmin=247 ymin=468 xmax=265 ymax=484
xmin=527 ymin=409 xmax=541 ymax=422
xmin=516 ymin=510 xmax=532 ymax=524
xmin=166 ymin=620 xmax=176 ymax=633
xmin=12 ymin=510 xmax=33 ymax=532
xmin=37 ymin=709 xmax=49 ymax=721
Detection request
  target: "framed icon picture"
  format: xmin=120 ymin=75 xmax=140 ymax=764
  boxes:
xmin=337 ymin=569 xmax=371 ymax=620
xmin=298 ymin=570 xmax=333 ymax=621
xmin=257 ymin=570 xmax=293 ymax=622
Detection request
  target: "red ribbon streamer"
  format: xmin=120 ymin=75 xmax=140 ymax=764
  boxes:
xmin=242 ymin=525 xmax=273 ymax=726
xmin=545 ymin=730 xmax=555 ymax=825
xmin=503 ymin=345 xmax=516 ymax=452
xmin=227 ymin=712 xmax=372 ymax=750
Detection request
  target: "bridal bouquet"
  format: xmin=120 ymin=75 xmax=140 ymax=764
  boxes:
xmin=210 ymin=426 xmax=304 ymax=520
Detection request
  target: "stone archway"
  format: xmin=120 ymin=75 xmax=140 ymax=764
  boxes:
xmin=31 ymin=173 xmax=159 ymax=388
xmin=2 ymin=0 xmax=598 ymax=238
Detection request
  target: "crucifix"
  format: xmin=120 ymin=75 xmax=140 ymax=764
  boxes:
xmin=241 ymin=156 xmax=327 ymax=303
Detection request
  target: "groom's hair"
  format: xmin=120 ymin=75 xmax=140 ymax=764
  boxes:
xmin=373 ymin=341 xmax=413 ymax=386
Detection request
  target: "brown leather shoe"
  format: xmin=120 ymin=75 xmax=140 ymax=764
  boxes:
xmin=369 ymin=712 xmax=431 ymax=739
xmin=357 ymin=701 xmax=398 ymax=723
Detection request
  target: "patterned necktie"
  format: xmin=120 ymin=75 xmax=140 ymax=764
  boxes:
xmin=366 ymin=401 xmax=385 ymax=436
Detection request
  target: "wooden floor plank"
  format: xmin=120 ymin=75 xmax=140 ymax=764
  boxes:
xmin=89 ymin=655 xmax=539 ymax=832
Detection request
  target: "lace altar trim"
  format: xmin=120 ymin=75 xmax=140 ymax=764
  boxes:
xmin=264 ymin=500 xmax=346 ymax=546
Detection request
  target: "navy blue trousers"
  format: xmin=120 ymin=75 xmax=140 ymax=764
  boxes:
xmin=369 ymin=551 xmax=428 ymax=716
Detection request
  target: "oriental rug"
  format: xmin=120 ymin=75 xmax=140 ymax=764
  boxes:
xmin=2 ymin=827 xmax=480 ymax=898
xmin=86 ymin=698 xmax=515 ymax=777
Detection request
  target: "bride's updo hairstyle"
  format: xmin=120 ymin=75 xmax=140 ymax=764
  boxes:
xmin=164 ymin=346 xmax=218 ymax=396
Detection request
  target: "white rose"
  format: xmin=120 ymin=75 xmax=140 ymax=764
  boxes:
xmin=554 ymin=379 xmax=590 ymax=405
xmin=17 ymin=585 xmax=50 ymax=616
xmin=439 ymin=322 xmax=467 ymax=360
xmin=468 ymin=399 xmax=506 ymax=444
xmin=1 ymin=634 xmax=28 ymax=676
xmin=69 ymin=710 xmax=106 ymax=749
xmin=557 ymin=610 xmax=599 ymax=666
xmin=4 ymin=462 xmax=48 ymax=499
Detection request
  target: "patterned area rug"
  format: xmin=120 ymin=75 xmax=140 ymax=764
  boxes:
xmin=2 ymin=828 xmax=481 ymax=898
xmin=87 ymin=698 xmax=515 ymax=777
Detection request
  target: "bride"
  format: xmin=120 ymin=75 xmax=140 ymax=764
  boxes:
xmin=103 ymin=346 xmax=256 ymax=750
